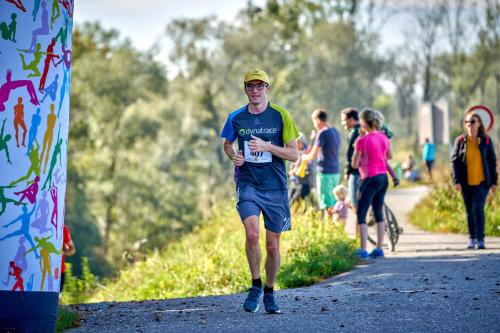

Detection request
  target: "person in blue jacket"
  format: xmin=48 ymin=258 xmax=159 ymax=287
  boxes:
xmin=422 ymin=138 xmax=436 ymax=180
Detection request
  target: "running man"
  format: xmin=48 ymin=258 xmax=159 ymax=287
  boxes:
xmin=8 ymin=261 xmax=24 ymax=292
xmin=221 ymin=69 xmax=299 ymax=314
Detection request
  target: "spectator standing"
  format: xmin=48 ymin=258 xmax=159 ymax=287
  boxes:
xmin=352 ymin=109 xmax=392 ymax=259
xmin=422 ymin=138 xmax=436 ymax=180
xmin=340 ymin=107 xmax=360 ymax=212
xmin=60 ymin=224 xmax=75 ymax=292
xmin=304 ymin=108 xmax=341 ymax=221
xmin=451 ymin=112 xmax=497 ymax=249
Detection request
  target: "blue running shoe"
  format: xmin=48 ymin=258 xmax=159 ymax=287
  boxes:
xmin=356 ymin=248 xmax=369 ymax=260
xmin=369 ymin=248 xmax=385 ymax=258
xmin=243 ymin=286 xmax=263 ymax=312
xmin=477 ymin=240 xmax=485 ymax=249
xmin=263 ymin=292 xmax=281 ymax=314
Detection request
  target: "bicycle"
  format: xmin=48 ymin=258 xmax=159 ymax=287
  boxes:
xmin=366 ymin=203 xmax=403 ymax=252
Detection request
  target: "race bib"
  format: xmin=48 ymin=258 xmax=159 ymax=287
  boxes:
xmin=244 ymin=141 xmax=272 ymax=163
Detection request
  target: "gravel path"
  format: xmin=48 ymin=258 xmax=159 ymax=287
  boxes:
xmin=69 ymin=187 xmax=500 ymax=332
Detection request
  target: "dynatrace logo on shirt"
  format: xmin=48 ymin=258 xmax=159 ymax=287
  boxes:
xmin=238 ymin=127 xmax=278 ymax=137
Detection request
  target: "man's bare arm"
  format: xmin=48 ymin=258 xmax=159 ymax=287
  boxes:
xmin=249 ymin=135 xmax=298 ymax=162
xmin=223 ymin=139 xmax=245 ymax=166
xmin=303 ymin=145 xmax=320 ymax=162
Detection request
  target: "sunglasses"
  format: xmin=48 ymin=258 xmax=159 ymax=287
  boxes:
xmin=464 ymin=119 xmax=477 ymax=125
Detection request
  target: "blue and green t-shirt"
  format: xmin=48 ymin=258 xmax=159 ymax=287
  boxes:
xmin=221 ymin=103 xmax=300 ymax=190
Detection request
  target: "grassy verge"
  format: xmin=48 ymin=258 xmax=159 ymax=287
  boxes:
xmin=85 ymin=201 xmax=357 ymax=302
xmin=56 ymin=306 xmax=80 ymax=332
xmin=409 ymin=182 xmax=500 ymax=236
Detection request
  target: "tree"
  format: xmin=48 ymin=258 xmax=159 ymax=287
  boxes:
xmin=408 ymin=2 xmax=447 ymax=102
xmin=385 ymin=50 xmax=418 ymax=137
xmin=68 ymin=23 xmax=208 ymax=272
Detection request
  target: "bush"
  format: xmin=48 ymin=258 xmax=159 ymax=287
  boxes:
xmin=61 ymin=257 xmax=99 ymax=304
xmin=279 ymin=210 xmax=358 ymax=288
xmin=409 ymin=182 xmax=500 ymax=236
xmin=85 ymin=201 xmax=358 ymax=303
xmin=56 ymin=306 xmax=80 ymax=332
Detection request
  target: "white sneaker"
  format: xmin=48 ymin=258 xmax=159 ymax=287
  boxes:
xmin=466 ymin=239 xmax=477 ymax=249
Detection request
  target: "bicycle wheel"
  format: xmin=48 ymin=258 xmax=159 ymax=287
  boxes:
xmin=383 ymin=204 xmax=402 ymax=252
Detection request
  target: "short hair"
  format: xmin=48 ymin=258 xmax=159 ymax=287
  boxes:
xmin=312 ymin=108 xmax=328 ymax=122
xmin=341 ymin=107 xmax=359 ymax=121
xmin=332 ymin=185 xmax=348 ymax=199
xmin=373 ymin=110 xmax=385 ymax=129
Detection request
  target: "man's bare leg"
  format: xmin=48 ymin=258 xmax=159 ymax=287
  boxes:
xmin=243 ymin=216 xmax=261 ymax=279
xmin=264 ymin=229 xmax=281 ymax=287
xmin=242 ymin=216 xmax=264 ymax=313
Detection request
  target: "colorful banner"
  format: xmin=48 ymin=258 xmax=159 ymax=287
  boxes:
xmin=0 ymin=0 xmax=73 ymax=301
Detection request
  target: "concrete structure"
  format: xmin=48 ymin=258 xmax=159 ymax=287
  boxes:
xmin=418 ymin=101 xmax=449 ymax=145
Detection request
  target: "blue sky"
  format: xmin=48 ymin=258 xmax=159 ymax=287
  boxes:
xmin=74 ymin=0 xmax=411 ymax=90
xmin=74 ymin=0 xmax=407 ymax=52
xmin=75 ymin=0 xmax=267 ymax=50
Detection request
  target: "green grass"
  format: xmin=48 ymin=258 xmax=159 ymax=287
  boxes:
xmin=60 ymin=258 xmax=99 ymax=305
xmin=56 ymin=306 xmax=80 ymax=332
xmin=84 ymin=201 xmax=358 ymax=302
xmin=409 ymin=182 xmax=500 ymax=236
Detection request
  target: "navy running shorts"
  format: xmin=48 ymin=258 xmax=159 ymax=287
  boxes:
xmin=236 ymin=186 xmax=291 ymax=233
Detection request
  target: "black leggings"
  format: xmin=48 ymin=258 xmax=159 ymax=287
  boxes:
xmin=356 ymin=174 xmax=388 ymax=225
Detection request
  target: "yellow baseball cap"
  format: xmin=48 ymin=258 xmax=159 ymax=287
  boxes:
xmin=243 ymin=69 xmax=270 ymax=84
